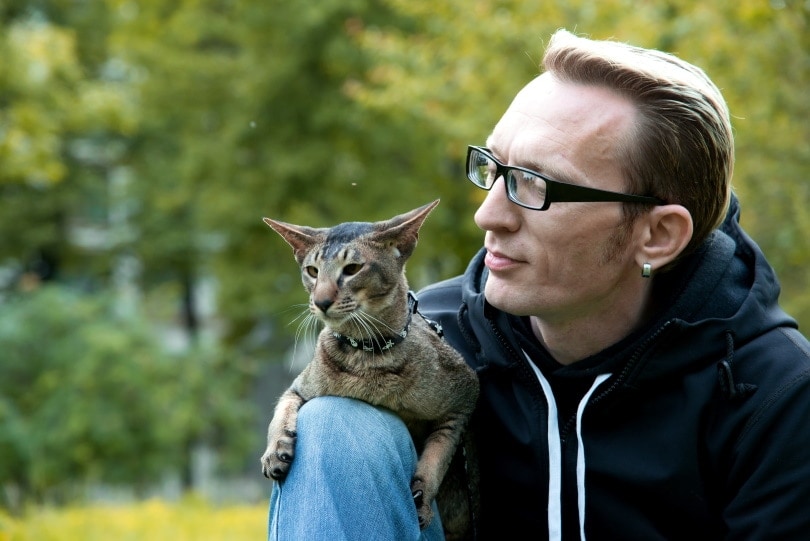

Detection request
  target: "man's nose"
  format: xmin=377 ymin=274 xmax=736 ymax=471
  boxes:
xmin=474 ymin=177 xmax=520 ymax=232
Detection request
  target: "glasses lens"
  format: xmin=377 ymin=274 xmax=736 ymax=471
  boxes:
xmin=507 ymin=168 xmax=547 ymax=208
xmin=468 ymin=149 xmax=495 ymax=188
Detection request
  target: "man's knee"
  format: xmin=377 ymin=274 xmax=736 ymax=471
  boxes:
xmin=269 ymin=397 xmax=437 ymax=540
xmin=296 ymin=396 xmax=416 ymax=471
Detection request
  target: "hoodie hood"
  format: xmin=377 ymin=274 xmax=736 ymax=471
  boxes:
xmin=416 ymin=194 xmax=810 ymax=540
xmin=459 ymin=195 xmax=796 ymax=387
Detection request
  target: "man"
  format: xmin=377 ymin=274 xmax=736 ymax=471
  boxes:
xmin=267 ymin=29 xmax=810 ymax=540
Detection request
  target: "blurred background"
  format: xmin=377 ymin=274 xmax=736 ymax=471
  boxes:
xmin=1 ymin=0 xmax=808 ymax=536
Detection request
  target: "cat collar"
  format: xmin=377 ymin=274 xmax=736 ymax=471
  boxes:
xmin=331 ymin=291 xmax=443 ymax=353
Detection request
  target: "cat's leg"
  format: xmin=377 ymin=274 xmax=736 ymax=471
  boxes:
xmin=410 ymin=411 xmax=470 ymax=530
xmin=267 ymin=396 xmax=445 ymax=541
xmin=261 ymin=388 xmax=304 ymax=480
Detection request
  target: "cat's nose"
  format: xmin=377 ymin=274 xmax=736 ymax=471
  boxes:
xmin=314 ymin=298 xmax=333 ymax=313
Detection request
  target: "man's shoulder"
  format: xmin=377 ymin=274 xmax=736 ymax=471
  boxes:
xmin=414 ymin=275 xmax=483 ymax=363
xmin=415 ymin=276 xmax=464 ymax=317
xmin=418 ymin=275 xmax=463 ymax=300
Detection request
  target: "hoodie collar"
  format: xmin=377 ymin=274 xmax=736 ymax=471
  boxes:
xmin=462 ymin=194 xmax=793 ymax=383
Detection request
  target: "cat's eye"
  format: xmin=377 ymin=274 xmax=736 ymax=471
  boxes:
xmin=343 ymin=263 xmax=363 ymax=276
xmin=305 ymin=266 xmax=318 ymax=278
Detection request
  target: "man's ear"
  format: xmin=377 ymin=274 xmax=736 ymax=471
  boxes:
xmin=634 ymin=205 xmax=693 ymax=274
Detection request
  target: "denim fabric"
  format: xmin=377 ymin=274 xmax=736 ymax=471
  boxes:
xmin=268 ymin=396 xmax=445 ymax=541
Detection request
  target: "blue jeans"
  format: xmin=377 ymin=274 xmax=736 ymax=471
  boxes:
xmin=267 ymin=396 xmax=446 ymax=541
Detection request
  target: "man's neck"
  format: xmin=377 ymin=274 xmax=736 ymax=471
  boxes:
xmin=529 ymin=283 xmax=657 ymax=365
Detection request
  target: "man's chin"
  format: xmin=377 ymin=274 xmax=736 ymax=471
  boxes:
xmin=484 ymin=282 xmax=516 ymax=313
xmin=485 ymin=279 xmax=541 ymax=317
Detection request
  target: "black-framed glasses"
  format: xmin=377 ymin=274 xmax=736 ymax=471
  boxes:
xmin=466 ymin=145 xmax=665 ymax=211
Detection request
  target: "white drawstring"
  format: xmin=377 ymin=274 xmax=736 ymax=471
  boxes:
xmin=576 ymin=373 xmax=611 ymax=539
xmin=525 ymin=350 xmax=611 ymax=541
xmin=527 ymin=355 xmax=563 ymax=541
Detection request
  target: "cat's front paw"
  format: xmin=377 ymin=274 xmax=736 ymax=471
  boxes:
xmin=411 ymin=479 xmax=434 ymax=529
xmin=260 ymin=430 xmax=297 ymax=480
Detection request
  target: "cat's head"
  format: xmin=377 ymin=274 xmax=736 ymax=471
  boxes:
xmin=262 ymin=200 xmax=439 ymax=326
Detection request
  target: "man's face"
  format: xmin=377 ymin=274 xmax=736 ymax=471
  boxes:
xmin=475 ymin=73 xmax=643 ymax=323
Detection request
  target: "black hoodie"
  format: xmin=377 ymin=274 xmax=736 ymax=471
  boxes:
xmin=417 ymin=196 xmax=810 ymax=540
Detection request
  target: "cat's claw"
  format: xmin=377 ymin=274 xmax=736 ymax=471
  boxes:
xmin=260 ymin=447 xmax=294 ymax=480
xmin=410 ymin=484 xmax=433 ymax=529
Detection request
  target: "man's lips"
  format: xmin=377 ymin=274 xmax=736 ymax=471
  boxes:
xmin=484 ymin=249 xmax=521 ymax=271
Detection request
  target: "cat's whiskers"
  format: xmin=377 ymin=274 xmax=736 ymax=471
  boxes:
xmin=347 ymin=313 xmax=381 ymax=349
xmin=290 ymin=306 xmax=321 ymax=372
xmin=289 ymin=304 xmax=316 ymax=339
xmin=294 ymin=313 xmax=320 ymax=344
xmin=287 ymin=304 xmax=312 ymax=326
xmin=356 ymin=311 xmax=399 ymax=345
xmin=341 ymin=309 xmax=405 ymax=354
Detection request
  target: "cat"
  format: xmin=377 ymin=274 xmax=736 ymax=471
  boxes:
xmin=260 ymin=199 xmax=479 ymax=540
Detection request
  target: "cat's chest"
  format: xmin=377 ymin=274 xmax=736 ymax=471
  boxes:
xmin=313 ymin=349 xmax=420 ymax=404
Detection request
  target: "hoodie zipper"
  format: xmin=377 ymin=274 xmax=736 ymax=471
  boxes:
xmin=558 ymin=320 xmax=676 ymax=437
xmin=485 ymin=316 xmax=675 ymax=540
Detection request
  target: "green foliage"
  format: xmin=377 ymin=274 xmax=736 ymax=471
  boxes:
xmin=0 ymin=0 xmax=808 ymax=507
xmin=0 ymin=285 xmax=253 ymax=508
xmin=346 ymin=0 xmax=810 ymax=327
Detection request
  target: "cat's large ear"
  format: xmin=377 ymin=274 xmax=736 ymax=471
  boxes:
xmin=263 ymin=218 xmax=321 ymax=263
xmin=374 ymin=199 xmax=440 ymax=260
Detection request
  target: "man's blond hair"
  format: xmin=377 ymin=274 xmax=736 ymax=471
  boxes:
xmin=543 ymin=29 xmax=734 ymax=258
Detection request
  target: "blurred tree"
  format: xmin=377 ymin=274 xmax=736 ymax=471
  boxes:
xmin=0 ymin=0 xmax=138 ymax=295
xmin=347 ymin=0 xmax=810 ymax=327
xmin=100 ymin=0 xmax=480 ymax=349
xmin=3 ymin=0 xmax=807 ymax=345
xmin=0 ymin=286 xmax=251 ymax=511
xmin=0 ymin=0 xmax=808 ymax=509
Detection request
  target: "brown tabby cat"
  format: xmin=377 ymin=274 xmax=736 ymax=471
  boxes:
xmin=260 ymin=199 xmax=479 ymax=539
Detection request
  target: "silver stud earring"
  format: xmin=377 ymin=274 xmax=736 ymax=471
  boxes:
xmin=641 ymin=263 xmax=652 ymax=278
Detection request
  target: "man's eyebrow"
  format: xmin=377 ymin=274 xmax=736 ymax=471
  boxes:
xmin=523 ymin=158 xmax=568 ymax=182
xmin=516 ymin=155 xmax=572 ymax=184
xmin=485 ymin=141 xmax=578 ymax=184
